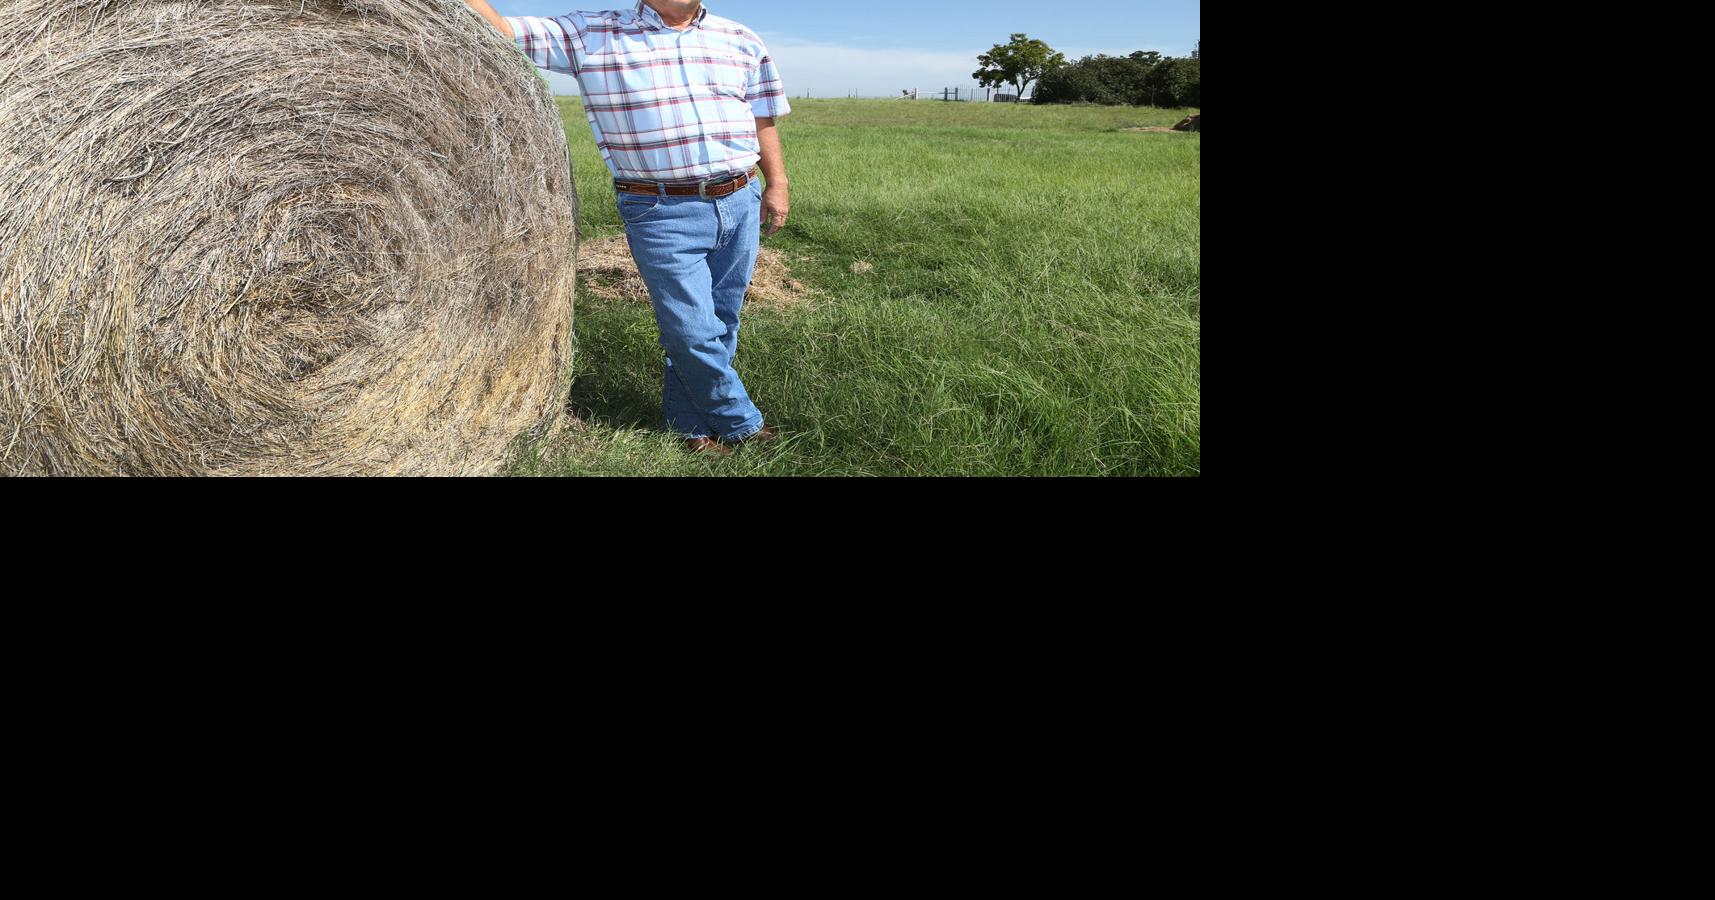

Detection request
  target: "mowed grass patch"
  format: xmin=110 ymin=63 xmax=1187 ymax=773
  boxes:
xmin=515 ymin=98 xmax=1200 ymax=476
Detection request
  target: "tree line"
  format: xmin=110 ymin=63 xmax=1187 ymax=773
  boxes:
xmin=975 ymin=36 xmax=1201 ymax=108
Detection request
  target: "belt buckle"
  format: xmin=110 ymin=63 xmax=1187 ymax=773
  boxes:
xmin=698 ymin=179 xmax=712 ymax=200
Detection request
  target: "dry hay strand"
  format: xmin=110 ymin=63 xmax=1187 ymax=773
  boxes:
xmin=578 ymin=235 xmax=814 ymax=310
xmin=0 ymin=0 xmax=578 ymax=476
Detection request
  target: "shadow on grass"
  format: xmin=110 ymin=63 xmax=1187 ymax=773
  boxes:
xmin=564 ymin=358 xmax=663 ymax=434
xmin=555 ymin=291 xmax=669 ymax=436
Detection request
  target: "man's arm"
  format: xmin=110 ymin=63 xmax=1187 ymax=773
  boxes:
xmin=743 ymin=42 xmax=792 ymax=237
xmin=755 ymin=117 xmax=790 ymax=237
xmin=460 ymin=0 xmax=514 ymax=39
xmin=464 ymin=3 xmax=581 ymax=75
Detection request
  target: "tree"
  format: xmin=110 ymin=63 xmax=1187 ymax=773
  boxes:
xmin=1150 ymin=57 xmax=1199 ymax=108
xmin=973 ymin=34 xmax=1065 ymax=100
xmin=1032 ymin=50 xmax=1199 ymax=108
xmin=1035 ymin=52 xmax=1157 ymax=105
xmin=1033 ymin=58 xmax=1097 ymax=104
xmin=1125 ymin=51 xmax=1162 ymax=105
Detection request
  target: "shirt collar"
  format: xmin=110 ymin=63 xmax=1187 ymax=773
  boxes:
xmin=636 ymin=2 xmax=708 ymax=30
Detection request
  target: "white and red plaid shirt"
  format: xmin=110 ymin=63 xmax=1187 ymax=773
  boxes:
xmin=506 ymin=3 xmax=791 ymax=183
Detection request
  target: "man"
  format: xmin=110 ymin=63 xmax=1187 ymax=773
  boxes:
xmin=461 ymin=0 xmax=791 ymax=455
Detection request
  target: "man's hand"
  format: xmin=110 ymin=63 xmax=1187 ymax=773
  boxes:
xmin=762 ymin=183 xmax=790 ymax=237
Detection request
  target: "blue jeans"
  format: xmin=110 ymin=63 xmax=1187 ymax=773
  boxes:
xmin=617 ymin=176 xmax=766 ymax=442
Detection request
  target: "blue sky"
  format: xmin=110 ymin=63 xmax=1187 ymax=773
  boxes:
xmin=492 ymin=1 xmax=1200 ymax=98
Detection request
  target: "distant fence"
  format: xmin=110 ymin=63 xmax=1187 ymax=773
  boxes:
xmin=923 ymin=88 xmax=1024 ymax=102
xmin=803 ymin=89 xmax=1031 ymax=102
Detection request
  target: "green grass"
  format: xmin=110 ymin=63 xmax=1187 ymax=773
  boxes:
xmin=509 ymin=98 xmax=1200 ymax=476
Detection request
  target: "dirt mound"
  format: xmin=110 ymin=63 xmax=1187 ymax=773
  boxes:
xmin=578 ymin=235 xmax=813 ymax=310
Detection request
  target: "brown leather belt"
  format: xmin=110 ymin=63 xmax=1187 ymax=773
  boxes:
xmin=614 ymin=169 xmax=757 ymax=199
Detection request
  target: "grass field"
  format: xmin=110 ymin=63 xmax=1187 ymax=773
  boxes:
xmin=509 ymin=98 xmax=1200 ymax=476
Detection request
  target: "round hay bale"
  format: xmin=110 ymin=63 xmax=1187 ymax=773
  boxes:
xmin=0 ymin=0 xmax=578 ymax=476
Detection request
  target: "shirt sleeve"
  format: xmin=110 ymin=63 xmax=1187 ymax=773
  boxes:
xmin=505 ymin=15 xmax=583 ymax=76
xmin=747 ymin=43 xmax=792 ymax=119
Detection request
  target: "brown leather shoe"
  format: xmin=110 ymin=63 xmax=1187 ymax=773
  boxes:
xmin=723 ymin=425 xmax=779 ymax=448
xmin=684 ymin=436 xmax=733 ymax=455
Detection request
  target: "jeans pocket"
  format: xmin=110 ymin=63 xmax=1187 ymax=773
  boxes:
xmin=617 ymin=193 xmax=661 ymax=225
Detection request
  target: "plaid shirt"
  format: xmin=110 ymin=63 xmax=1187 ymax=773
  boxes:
xmin=506 ymin=3 xmax=791 ymax=183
